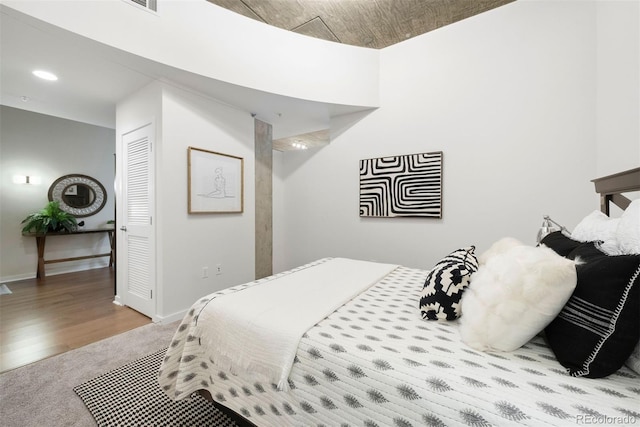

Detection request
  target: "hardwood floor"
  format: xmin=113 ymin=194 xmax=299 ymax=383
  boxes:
xmin=0 ymin=267 xmax=151 ymax=373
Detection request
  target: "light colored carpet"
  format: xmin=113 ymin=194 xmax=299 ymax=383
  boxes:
xmin=0 ymin=321 xmax=179 ymax=427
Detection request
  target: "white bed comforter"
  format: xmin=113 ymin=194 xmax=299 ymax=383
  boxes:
xmin=196 ymin=258 xmax=397 ymax=389
xmin=159 ymin=258 xmax=640 ymax=426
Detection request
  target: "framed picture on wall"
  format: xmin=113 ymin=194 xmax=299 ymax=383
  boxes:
xmin=359 ymin=151 xmax=443 ymax=218
xmin=188 ymin=146 xmax=244 ymax=213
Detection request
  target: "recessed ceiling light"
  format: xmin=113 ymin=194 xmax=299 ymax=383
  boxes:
xmin=32 ymin=70 xmax=58 ymax=81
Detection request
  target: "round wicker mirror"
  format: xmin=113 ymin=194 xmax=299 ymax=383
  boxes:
xmin=48 ymin=174 xmax=107 ymax=218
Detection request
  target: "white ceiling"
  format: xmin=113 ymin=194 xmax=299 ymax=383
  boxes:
xmin=0 ymin=6 xmax=154 ymax=129
xmin=0 ymin=5 xmax=366 ymax=140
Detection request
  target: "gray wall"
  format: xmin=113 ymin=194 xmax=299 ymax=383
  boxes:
xmin=0 ymin=106 xmax=115 ymax=281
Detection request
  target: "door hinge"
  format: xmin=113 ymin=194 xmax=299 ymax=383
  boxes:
xmin=150 ymin=216 xmax=153 ymax=225
xmin=150 ymin=290 xmax=153 ymax=299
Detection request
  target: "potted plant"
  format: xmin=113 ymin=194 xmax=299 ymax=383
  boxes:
xmin=21 ymin=201 xmax=78 ymax=234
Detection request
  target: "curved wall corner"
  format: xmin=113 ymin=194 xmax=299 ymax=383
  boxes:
xmin=2 ymin=0 xmax=380 ymax=109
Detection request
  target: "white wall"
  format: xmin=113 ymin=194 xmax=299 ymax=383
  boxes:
xmin=4 ymin=0 xmax=636 ymax=321
xmin=596 ymin=0 xmax=640 ymax=177
xmin=114 ymin=81 xmax=162 ymax=311
xmin=0 ymin=106 xmax=115 ymax=281
xmin=274 ymin=0 xmax=638 ymax=273
xmin=116 ymin=82 xmax=255 ymax=322
xmin=2 ymin=0 xmax=379 ymax=109
xmin=158 ymin=84 xmax=256 ymax=320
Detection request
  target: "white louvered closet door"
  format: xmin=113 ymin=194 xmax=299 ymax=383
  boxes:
xmin=121 ymin=123 xmax=155 ymax=317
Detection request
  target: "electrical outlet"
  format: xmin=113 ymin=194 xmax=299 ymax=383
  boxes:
xmin=216 ymin=264 xmax=222 ymax=275
xmin=202 ymin=267 xmax=208 ymax=279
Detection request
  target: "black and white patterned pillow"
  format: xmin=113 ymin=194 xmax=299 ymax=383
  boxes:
xmin=420 ymin=246 xmax=478 ymax=321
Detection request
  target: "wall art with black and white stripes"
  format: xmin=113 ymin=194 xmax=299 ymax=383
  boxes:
xmin=359 ymin=151 xmax=442 ymax=218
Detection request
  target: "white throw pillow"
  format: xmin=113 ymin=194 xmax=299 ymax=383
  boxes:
xmin=478 ymin=237 xmax=524 ymax=266
xmin=572 ymin=210 xmax=620 ymax=255
xmin=459 ymin=245 xmax=577 ymax=352
xmin=617 ymin=199 xmax=640 ymax=255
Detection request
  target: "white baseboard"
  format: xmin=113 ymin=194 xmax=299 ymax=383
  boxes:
xmin=152 ymin=310 xmax=187 ymax=325
xmin=0 ymin=263 xmax=110 ymax=284
xmin=0 ymin=272 xmax=35 ymax=283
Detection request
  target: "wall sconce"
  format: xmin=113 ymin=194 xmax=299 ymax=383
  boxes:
xmin=536 ymin=215 xmax=569 ymax=243
xmin=12 ymin=175 xmax=40 ymax=185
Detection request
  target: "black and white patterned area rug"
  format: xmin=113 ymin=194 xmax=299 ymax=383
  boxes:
xmin=73 ymin=348 xmax=238 ymax=427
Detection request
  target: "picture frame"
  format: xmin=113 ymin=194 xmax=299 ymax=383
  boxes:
xmin=188 ymin=146 xmax=244 ymax=213
xmin=359 ymin=151 xmax=443 ymax=218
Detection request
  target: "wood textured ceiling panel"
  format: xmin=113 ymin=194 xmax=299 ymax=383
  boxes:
xmin=207 ymin=0 xmax=516 ymax=49
xmin=292 ymin=17 xmax=340 ymax=44
xmin=209 ymin=0 xmax=265 ymax=22
xmin=240 ymin=0 xmax=320 ymax=29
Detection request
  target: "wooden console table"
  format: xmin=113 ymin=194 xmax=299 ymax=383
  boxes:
xmin=23 ymin=228 xmax=115 ymax=279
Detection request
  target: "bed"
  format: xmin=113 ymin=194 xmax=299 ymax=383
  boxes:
xmin=159 ymin=167 xmax=640 ymax=426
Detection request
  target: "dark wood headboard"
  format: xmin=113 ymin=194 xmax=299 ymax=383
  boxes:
xmin=591 ymin=167 xmax=640 ymax=215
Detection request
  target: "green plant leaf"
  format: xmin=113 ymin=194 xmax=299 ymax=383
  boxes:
xmin=21 ymin=201 xmax=78 ymax=233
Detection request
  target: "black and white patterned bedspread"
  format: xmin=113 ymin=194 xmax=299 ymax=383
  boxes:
xmin=159 ymin=259 xmax=640 ymax=426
